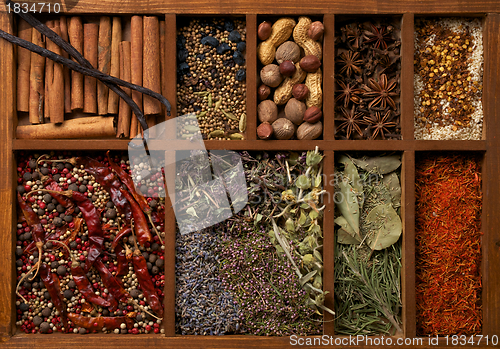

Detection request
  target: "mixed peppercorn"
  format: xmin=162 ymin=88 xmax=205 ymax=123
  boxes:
xmin=15 ymin=152 xmax=165 ymax=334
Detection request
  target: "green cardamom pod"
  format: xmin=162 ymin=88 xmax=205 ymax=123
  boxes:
xmin=214 ymin=99 xmax=222 ymax=111
xmin=222 ymin=111 xmax=239 ymax=121
xmin=208 ymin=93 xmax=213 ymax=108
xmin=209 ymin=130 xmax=225 ymax=138
xmin=193 ymin=91 xmax=208 ymax=96
xmin=239 ymin=113 xmax=247 ymax=133
xmin=197 ymin=111 xmax=207 ymax=118
xmin=229 ymin=133 xmax=245 ymax=140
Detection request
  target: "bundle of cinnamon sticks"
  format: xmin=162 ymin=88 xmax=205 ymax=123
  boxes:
xmin=16 ymin=15 xmax=165 ymax=140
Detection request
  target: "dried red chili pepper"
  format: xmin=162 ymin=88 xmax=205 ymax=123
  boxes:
xmin=94 ymin=259 xmax=130 ymax=304
xmin=34 ymin=189 xmax=105 ymax=272
xmin=131 ymin=249 xmax=163 ymax=318
xmin=115 ymin=245 xmax=129 ymax=277
xmin=71 ymin=262 xmax=112 ymax=308
xmin=40 ymin=263 xmax=68 ymax=329
xmin=68 ymin=312 xmax=136 ymax=331
xmin=17 ymin=192 xmax=44 ymax=276
xmin=130 ymin=224 xmax=163 ymax=318
xmin=24 ymin=217 xmax=83 ymax=255
xmin=119 ymin=188 xmax=152 ymax=246
xmin=49 ymin=240 xmax=112 ymax=309
xmin=77 ymin=157 xmax=132 ymax=220
xmin=107 ymin=151 xmax=162 ymax=242
xmin=111 ymin=225 xmax=131 ymax=250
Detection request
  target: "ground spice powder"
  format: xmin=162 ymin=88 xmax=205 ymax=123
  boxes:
xmin=415 ymin=153 xmax=482 ymax=336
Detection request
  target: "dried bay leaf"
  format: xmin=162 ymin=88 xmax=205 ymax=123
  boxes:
xmin=337 ymin=179 xmax=361 ymax=239
xmin=382 ymin=172 xmax=401 ymax=207
xmin=337 ymin=228 xmax=361 ymax=244
xmin=351 ymin=155 xmax=401 ymax=174
xmin=334 ymin=216 xmax=361 ymax=242
xmin=366 ymin=204 xmax=402 ymax=251
xmin=338 ymin=155 xmax=362 ymax=194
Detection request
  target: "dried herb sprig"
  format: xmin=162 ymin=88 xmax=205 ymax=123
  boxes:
xmin=334 ymin=153 xmax=403 ymax=335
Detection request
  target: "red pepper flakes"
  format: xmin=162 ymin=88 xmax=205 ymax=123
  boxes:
xmin=415 ymin=153 xmax=482 ymax=336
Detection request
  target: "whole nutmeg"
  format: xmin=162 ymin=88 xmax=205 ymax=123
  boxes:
xmin=284 ymin=98 xmax=307 ymax=125
xmin=292 ymin=84 xmax=309 ymax=100
xmin=275 ymin=41 xmax=301 ymax=64
xmin=299 ymin=55 xmax=322 ymax=73
xmin=279 ymin=60 xmax=296 ymax=77
xmin=257 ymin=122 xmax=274 ymax=140
xmin=258 ymin=100 xmax=278 ymax=124
xmin=258 ymin=84 xmax=271 ymax=100
xmin=258 ymin=21 xmax=272 ymax=41
xmin=307 ymin=21 xmax=325 ymax=41
xmin=303 ymin=106 xmax=323 ymax=124
xmin=297 ymin=121 xmax=323 ymax=140
xmin=272 ymin=118 xmax=295 ymax=140
xmin=260 ymin=64 xmax=283 ymax=88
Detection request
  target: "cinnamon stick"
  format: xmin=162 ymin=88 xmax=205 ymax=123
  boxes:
xmin=68 ymin=17 xmax=84 ymax=111
xmin=83 ymin=23 xmax=98 ymax=114
xmin=107 ymin=17 xmax=122 ymax=114
xmin=17 ymin=19 xmax=31 ymax=112
xmin=46 ymin=24 xmax=65 ymax=124
xmin=59 ymin=16 xmax=72 ymax=113
xmin=17 ymin=116 xmax=115 ymax=139
xmin=143 ymin=16 xmax=161 ymax=118
xmin=44 ymin=20 xmax=54 ymax=121
xmin=117 ymin=41 xmax=131 ymax=138
xmin=130 ymin=15 xmax=143 ymax=139
xmin=97 ymin=16 xmax=112 ymax=115
xmin=29 ymin=29 xmax=45 ymax=124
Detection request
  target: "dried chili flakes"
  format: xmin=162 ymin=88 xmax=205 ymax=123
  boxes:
xmin=415 ymin=153 xmax=482 ymax=336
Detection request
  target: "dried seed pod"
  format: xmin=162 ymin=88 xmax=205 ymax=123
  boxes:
xmin=272 ymin=118 xmax=295 ymax=140
xmin=239 ymin=113 xmax=247 ymax=132
xmin=275 ymin=41 xmax=301 ymax=64
xmin=258 ymin=21 xmax=272 ymax=41
xmin=258 ymin=84 xmax=271 ymax=100
xmin=297 ymin=121 xmax=322 ymax=140
xmin=284 ymin=98 xmax=306 ymax=125
xmin=260 ymin=64 xmax=283 ymax=88
xmin=279 ymin=60 xmax=296 ymax=77
xmin=258 ymin=100 xmax=278 ymax=124
xmin=308 ymin=21 xmax=325 ymax=41
xmin=299 ymin=55 xmax=322 ymax=73
xmin=303 ymin=106 xmax=322 ymax=124
xmin=257 ymin=122 xmax=274 ymax=140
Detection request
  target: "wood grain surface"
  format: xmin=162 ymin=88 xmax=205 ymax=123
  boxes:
xmin=0 ymin=4 xmax=499 ymax=347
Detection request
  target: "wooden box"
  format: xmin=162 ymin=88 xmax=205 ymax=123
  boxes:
xmin=0 ymin=1 xmax=499 ymax=347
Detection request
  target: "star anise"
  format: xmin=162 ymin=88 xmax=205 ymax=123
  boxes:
xmin=335 ymin=107 xmax=368 ymax=139
xmin=363 ymin=73 xmax=398 ymax=110
xmin=363 ymin=109 xmax=398 ymax=140
xmin=336 ymin=51 xmax=363 ymax=78
xmin=363 ymin=24 xmax=394 ymax=50
xmin=335 ymin=79 xmax=364 ymax=108
xmin=341 ymin=23 xmax=362 ymax=50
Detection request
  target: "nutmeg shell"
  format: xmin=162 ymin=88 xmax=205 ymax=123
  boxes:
xmin=275 ymin=41 xmax=301 ymax=64
xmin=297 ymin=121 xmax=322 ymax=140
xmin=284 ymin=98 xmax=307 ymax=125
xmin=257 ymin=100 xmax=278 ymax=124
xmin=272 ymin=118 xmax=295 ymax=140
xmin=260 ymin=64 xmax=283 ymax=88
